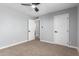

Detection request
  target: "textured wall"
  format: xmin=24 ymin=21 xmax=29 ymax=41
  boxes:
xmin=40 ymin=7 xmax=77 ymax=47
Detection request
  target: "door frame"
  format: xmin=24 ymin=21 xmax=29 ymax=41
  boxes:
xmin=27 ymin=19 xmax=29 ymax=41
xmin=35 ymin=19 xmax=40 ymax=40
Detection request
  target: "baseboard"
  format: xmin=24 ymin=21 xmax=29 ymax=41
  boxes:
xmin=0 ymin=39 xmax=35 ymax=50
xmin=0 ymin=39 xmax=78 ymax=52
xmin=0 ymin=40 xmax=28 ymax=50
xmin=40 ymin=40 xmax=78 ymax=50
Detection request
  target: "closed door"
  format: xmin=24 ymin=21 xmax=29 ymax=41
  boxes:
xmin=28 ymin=20 xmax=36 ymax=41
xmin=53 ymin=13 xmax=69 ymax=46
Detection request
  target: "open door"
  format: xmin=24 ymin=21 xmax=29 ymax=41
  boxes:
xmin=53 ymin=13 xmax=69 ymax=46
xmin=28 ymin=20 xmax=36 ymax=41
xmin=35 ymin=20 xmax=40 ymax=40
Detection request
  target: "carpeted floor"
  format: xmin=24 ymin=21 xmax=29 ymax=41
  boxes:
xmin=0 ymin=39 xmax=78 ymax=56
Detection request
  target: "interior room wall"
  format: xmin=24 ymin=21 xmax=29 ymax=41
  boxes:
xmin=0 ymin=5 xmax=30 ymax=48
xmin=40 ymin=7 xmax=77 ymax=47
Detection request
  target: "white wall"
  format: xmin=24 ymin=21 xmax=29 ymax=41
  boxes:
xmin=0 ymin=5 xmax=30 ymax=48
xmin=40 ymin=7 xmax=77 ymax=47
xmin=40 ymin=15 xmax=54 ymax=42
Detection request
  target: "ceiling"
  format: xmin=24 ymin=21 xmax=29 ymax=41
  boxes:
xmin=0 ymin=3 xmax=79 ymax=17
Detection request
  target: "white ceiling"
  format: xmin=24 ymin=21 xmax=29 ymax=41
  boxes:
xmin=0 ymin=3 xmax=78 ymax=17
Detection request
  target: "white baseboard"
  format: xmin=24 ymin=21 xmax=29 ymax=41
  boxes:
xmin=0 ymin=40 xmax=28 ymax=50
xmin=0 ymin=39 xmax=78 ymax=52
xmin=0 ymin=39 xmax=35 ymax=50
xmin=40 ymin=40 xmax=78 ymax=50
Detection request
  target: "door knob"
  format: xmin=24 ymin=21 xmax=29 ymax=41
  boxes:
xmin=54 ymin=31 xmax=58 ymax=33
xmin=28 ymin=30 xmax=30 ymax=32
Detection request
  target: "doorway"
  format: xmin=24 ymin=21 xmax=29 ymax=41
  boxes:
xmin=53 ymin=13 xmax=69 ymax=46
xmin=35 ymin=20 xmax=40 ymax=40
xmin=28 ymin=19 xmax=36 ymax=41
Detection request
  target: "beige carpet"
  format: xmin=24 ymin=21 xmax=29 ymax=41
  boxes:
xmin=0 ymin=39 xmax=78 ymax=56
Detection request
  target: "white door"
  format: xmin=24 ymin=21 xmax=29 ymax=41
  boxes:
xmin=53 ymin=13 xmax=69 ymax=46
xmin=28 ymin=20 xmax=36 ymax=41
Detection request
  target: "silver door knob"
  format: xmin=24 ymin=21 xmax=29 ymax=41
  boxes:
xmin=28 ymin=30 xmax=30 ymax=32
xmin=54 ymin=31 xmax=58 ymax=33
